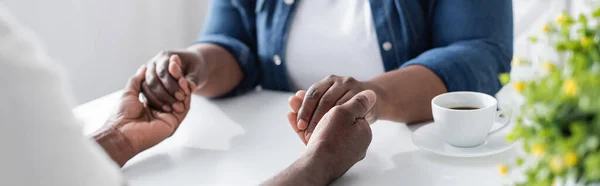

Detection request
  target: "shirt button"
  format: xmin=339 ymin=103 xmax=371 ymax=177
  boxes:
xmin=284 ymin=0 xmax=295 ymax=5
xmin=382 ymin=42 xmax=393 ymax=51
xmin=273 ymin=55 xmax=282 ymax=66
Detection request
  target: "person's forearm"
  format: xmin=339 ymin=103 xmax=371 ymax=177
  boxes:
xmin=187 ymin=43 xmax=243 ymax=98
xmin=263 ymin=151 xmax=336 ymax=186
xmin=92 ymin=127 xmax=136 ymax=167
xmin=368 ymin=65 xmax=447 ymax=123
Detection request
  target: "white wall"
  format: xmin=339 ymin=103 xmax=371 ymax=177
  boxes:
xmin=3 ymin=0 xmax=209 ymax=104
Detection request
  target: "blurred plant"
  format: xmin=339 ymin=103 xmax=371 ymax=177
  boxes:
xmin=499 ymin=9 xmax=600 ymax=186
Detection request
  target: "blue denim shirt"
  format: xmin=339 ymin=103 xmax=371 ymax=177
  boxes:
xmin=196 ymin=0 xmax=513 ymax=97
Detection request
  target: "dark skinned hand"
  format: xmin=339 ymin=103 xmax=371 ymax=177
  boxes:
xmin=94 ymin=64 xmax=193 ymax=166
xmin=141 ymin=50 xmax=206 ymax=112
xmin=293 ymin=90 xmax=375 ymax=181
xmin=288 ymin=75 xmax=382 ymax=144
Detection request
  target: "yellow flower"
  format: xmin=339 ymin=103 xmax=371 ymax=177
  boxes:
xmin=556 ymin=13 xmax=568 ymax=25
xmin=513 ymin=81 xmax=526 ymax=93
xmin=562 ymin=79 xmax=578 ymax=96
xmin=550 ymin=156 xmax=564 ymax=173
xmin=582 ymin=37 xmax=593 ymax=48
xmin=542 ymin=62 xmax=555 ymax=72
xmin=511 ymin=57 xmax=522 ymax=65
xmin=532 ymin=144 xmax=545 ymax=157
xmin=498 ymin=164 xmax=509 ymax=176
xmin=543 ymin=24 xmax=551 ymax=33
xmin=565 ymin=151 xmax=578 ymax=167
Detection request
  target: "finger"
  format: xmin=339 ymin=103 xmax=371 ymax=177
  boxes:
xmin=304 ymin=84 xmax=348 ymax=141
xmin=141 ymin=81 xmax=167 ymax=111
xmin=338 ymin=90 xmax=377 ymax=121
xmin=287 ymin=112 xmax=307 ymax=144
xmin=157 ymin=56 xmax=184 ymax=101
xmin=288 ymin=90 xmax=306 ymax=113
xmin=169 ymin=56 xmax=186 ymax=101
xmin=170 ymin=54 xmax=183 ymax=69
xmin=179 ymin=78 xmax=190 ymax=95
xmin=172 ymin=88 xmax=193 ymax=129
xmin=295 ymin=90 xmax=306 ymax=99
xmin=169 ymin=55 xmax=183 ymax=80
xmin=172 ymin=102 xmax=184 ymax=113
xmin=188 ymin=80 xmax=197 ymax=94
xmin=171 ymin=83 xmax=193 ymax=123
xmin=297 ymin=81 xmax=334 ymax=131
xmin=288 ymin=96 xmax=302 ymax=113
xmin=123 ymin=65 xmax=147 ymax=98
xmin=183 ymin=85 xmax=192 ymax=109
xmin=170 ymin=59 xmax=186 ymax=113
xmin=146 ymin=62 xmax=178 ymax=111
xmin=335 ymin=90 xmax=359 ymax=106
xmin=173 ymin=78 xmax=191 ymax=113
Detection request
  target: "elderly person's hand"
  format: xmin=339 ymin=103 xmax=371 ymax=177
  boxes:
xmin=93 ymin=64 xmax=193 ymax=166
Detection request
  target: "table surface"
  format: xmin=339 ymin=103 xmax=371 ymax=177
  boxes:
xmin=74 ymin=90 xmax=518 ymax=186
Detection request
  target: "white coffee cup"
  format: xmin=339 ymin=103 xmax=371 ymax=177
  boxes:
xmin=431 ymin=92 xmax=510 ymax=148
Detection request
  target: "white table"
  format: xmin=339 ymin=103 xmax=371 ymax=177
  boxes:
xmin=74 ymin=90 xmax=518 ymax=186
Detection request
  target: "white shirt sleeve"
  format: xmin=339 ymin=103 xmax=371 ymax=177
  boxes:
xmin=0 ymin=3 xmax=124 ymax=186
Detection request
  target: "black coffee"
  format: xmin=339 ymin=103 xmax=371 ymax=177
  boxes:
xmin=449 ymin=106 xmax=479 ymax=110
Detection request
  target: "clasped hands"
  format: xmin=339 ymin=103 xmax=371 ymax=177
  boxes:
xmin=94 ymin=51 xmax=378 ymax=183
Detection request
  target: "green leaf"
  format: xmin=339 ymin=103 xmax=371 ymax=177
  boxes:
xmin=593 ymin=7 xmax=600 ymax=18
xmin=556 ymin=42 xmax=568 ymax=51
xmin=517 ymin=157 xmax=524 ymax=166
xmin=499 ymin=73 xmax=510 ymax=85
xmin=529 ymin=36 xmax=539 ymax=43
xmin=585 ymin=153 xmax=600 ymax=180
xmin=579 ymin=13 xmax=589 ymax=26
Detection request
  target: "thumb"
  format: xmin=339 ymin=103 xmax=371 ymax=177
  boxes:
xmin=339 ymin=90 xmax=377 ymax=120
xmin=123 ymin=65 xmax=146 ymax=98
xmin=169 ymin=55 xmax=183 ymax=79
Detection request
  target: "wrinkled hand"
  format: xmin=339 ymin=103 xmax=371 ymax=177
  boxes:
xmin=289 ymin=75 xmax=382 ymax=143
xmin=141 ymin=50 xmax=206 ymax=112
xmin=290 ymin=90 xmax=376 ymax=180
xmin=95 ymin=64 xmax=193 ymax=166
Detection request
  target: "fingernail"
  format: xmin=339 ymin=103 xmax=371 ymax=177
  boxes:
xmin=175 ymin=91 xmax=185 ymax=101
xmin=305 ymin=132 xmax=312 ymax=141
xmin=170 ymin=55 xmax=181 ymax=65
xmin=172 ymin=102 xmax=184 ymax=112
xmin=162 ymin=105 xmax=172 ymax=112
xmin=298 ymin=119 xmax=308 ymax=130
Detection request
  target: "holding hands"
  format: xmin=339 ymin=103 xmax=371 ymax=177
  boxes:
xmin=287 ymin=75 xmax=383 ymax=143
xmin=94 ymin=59 xmax=194 ymax=167
xmin=140 ymin=50 xmax=208 ymax=112
xmin=265 ymin=90 xmax=376 ymax=185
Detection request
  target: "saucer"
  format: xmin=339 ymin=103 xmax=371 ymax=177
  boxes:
xmin=412 ymin=123 xmax=517 ymax=158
